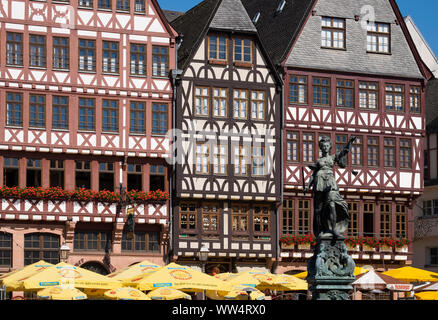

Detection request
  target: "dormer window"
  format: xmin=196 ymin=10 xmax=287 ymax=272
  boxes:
xmin=321 ymin=17 xmax=346 ymax=50
xmin=233 ymin=38 xmax=252 ymax=63
xmin=367 ymin=22 xmax=390 ymax=54
xmin=208 ymin=36 xmax=227 ymax=61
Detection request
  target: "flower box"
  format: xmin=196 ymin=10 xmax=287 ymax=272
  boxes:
xmin=379 ymin=245 xmax=393 ymax=252
xmin=362 ymin=244 xmax=376 ymax=252
xmin=280 ymin=243 xmax=295 ymax=250
xmin=395 ymin=245 xmax=409 ymax=253
xmin=346 ymin=244 xmax=360 ymax=251
xmin=298 ymin=243 xmax=311 ymax=250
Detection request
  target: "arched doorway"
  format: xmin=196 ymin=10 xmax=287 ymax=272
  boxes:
xmin=81 ymin=261 xmax=109 ymax=275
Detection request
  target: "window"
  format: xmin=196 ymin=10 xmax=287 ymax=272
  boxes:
xmin=251 ymin=91 xmax=265 ymax=120
xmin=385 ymin=84 xmax=404 ymax=112
xmin=213 ymin=144 xmax=227 ymax=175
xmin=79 ymin=39 xmax=96 ymax=72
xmin=400 ymin=139 xmax=412 ymax=169
xmin=383 ymin=137 xmax=396 ymax=168
xmin=395 ymin=204 xmax=407 ymax=238
xmin=359 ymin=82 xmax=378 ymax=109
xmin=290 ymin=76 xmax=308 ymax=105
xmin=152 ymin=103 xmax=168 ymax=135
xmin=321 ymin=17 xmax=346 ymax=49
xmin=252 ymin=146 xmax=265 ymax=176
xmin=3 ymin=158 xmax=19 ymax=187
xmin=127 ymin=164 xmax=143 ymax=191
xmin=74 ymin=231 xmax=111 ymax=252
xmin=102 ymin=41 xmax=119 ymax=74
xmin=282 ymin=200 xmax=294 ymax=235
xmin=423 ymin=200 xmax=438 ymax=217
xmin=98 ymin=0 xmax=111 ymax=9
xmin=6 ymin=92 xmax=23 ymax=126
xmin=130 ymin=101 xmax=145 ymax=134
xmin=122 ymin=231 xmax=160 ymax=252
xmin=336 ymin=79 xmax=354 ymax=108
xmin=6 ymin=32 xmax=23 ymax=66
xmin=0 ymin=232 xmax=12 ymax=268
xmin=286 ymin=132 xmax=299 ymax=162
xmin=53 ymin=37 xmax=69 ymax=70
xmin=234 ymin=145 xmax=248 ymax=175
xmin=26 ymin=159 xmax=42 ymax=187
xmin=195 ymin=87 xmax=210 ymax=116
xmin=29 ymin=94 xmax=45 ymax=128
xmin=152 ymin=46 xmax=168 ymax=77
xmin=79 ymin=0 xmax=93 ymax=7
xmin=410 ymin=86 xmax=421 ymax=113
xmin=367 ymin=22 xmax=390 ymax=54
xmin=130 ymin=44 xmax=146 ymax=75
xmin=209 ymin=36 xmax=227 ymax=61
xmin=429 ymin=248 xmax=438 ymax=266
xmin=99 ymin=162 xmax=114 ymax=191
xmin=24 ymin=233 xmax=59 ymax=265
xmin=380 ymin=203 xmax=391 ymax=238
xmin=135 ymin=0 xmax=145 ymax=12
xmin=302 ymin=133 xmax=315 ymax=163
xmin=313 ymin=77 xmax=330 ymax=106
xmin=52 ymin=96 xmax=69 ymax=129
xmin=50 ymin=160 xmax=64 ymax=188
xmin=212 ymin=88 xmax=227 ymax=117
xmin=29 ymin=34 xmax=46 ymax=68
xmin=195 ymin=143 xmax=210 ymax=174
xmin=233 ymin=89 xmax=248 ymax=119
xmin=231 ymin=204 xmax=249 ymax=234
xmin=335 ymin=134 xmax=348 ymax=154
xmin=79 ymin=98 xmax=95 ymax=131
xmin=347 ymin=202 xmax=359 ymax=236
xmin=180 ymin=203 xmax=197 ymax=232
xmin=233 ymin=39 xmax=252 ymax=63
xmin=367 ymin=136 xmax=379 ymax=167
xmin=351 ymin=136 xmax=362 ymax=166
xmin=298 ymin=200 xmax=310 ymax=235
xmin=363 ymin=203 xmax=375 ymax=237
xmin=150 ymin=165 xmax=165 ymax=191
xmin=102 ymin=100 xmax=118 ymax=133
xmin=254 ymin=205 xmax=270 ymax=234
xmin=202 ymin=203 xmax=219 ymax=234
xmin=117 ymin=0 xmax=129 ymax=11
xmin=75 ymin=160 xmax=91 ymax=189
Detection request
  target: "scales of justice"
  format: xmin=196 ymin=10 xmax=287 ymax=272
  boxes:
xmin=302 ymin=135 xmax=357 ymax=300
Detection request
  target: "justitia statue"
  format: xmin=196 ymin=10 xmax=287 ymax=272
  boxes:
xmin=304 ymin=136 xmax=357 ymax=300
xmin=304 ymin=136 xmax=356 ymax=238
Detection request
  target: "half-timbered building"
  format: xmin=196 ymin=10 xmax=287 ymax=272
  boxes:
xmin=169 ymin=0 xmax=282 ymax=273
xmin=0 ymin=0 xmax=177 ymax=283
xmin=243 ymin=0 xmax=431 ymax=274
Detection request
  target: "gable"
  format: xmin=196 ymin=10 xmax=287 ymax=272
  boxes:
xmin=285 ymin=0 xmax=423 ymax=79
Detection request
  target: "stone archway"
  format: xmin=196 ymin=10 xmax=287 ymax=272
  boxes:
xmin=80 ymin=261 xmax=110 ymax=275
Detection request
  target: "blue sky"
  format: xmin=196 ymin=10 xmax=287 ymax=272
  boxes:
xmin=157 ymin=0 xmax=438 ymax=57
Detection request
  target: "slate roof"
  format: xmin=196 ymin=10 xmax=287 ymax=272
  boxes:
xmin=210 ymin=0 xmax=257 ymax=33
xmin=426 ymin=78 xmax=438 ymax=133
xmin=163 ymin=10 xmax=185 ymax=23
xmin=241 ymin=0 xmax=316 ymax=66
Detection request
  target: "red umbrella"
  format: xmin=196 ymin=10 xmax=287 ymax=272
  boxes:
xmin=352 ymin=270 xmax=413 ymax=292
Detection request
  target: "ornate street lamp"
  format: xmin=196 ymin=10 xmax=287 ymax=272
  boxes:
xmin=59 ymin=242 xmax=70 ymax=263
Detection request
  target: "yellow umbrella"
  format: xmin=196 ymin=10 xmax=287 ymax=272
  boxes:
xmin=37 ymin=286 xmax=87 ymax=300
xmin=257 ymin=274 xmax=308 ymax=291
xmin=147 ymin=288 xmax=192 ymax=300
xmin=131 ymin=263 xmax=231 ymax=292
xmin=107 ymin=260 xmax=160 ymax=283
xmin=22 ymin=262 xmax=123 ymax=290
xmin=104 ymin=287 xmax=150 ymax=300
xmin=415 ymin=291 xmax=438 ymax=300
xmin=219 ymin=269 xmax=275 ymax=288
xmin=383 ymin=267 xmax=438 ymax=283
xmin=0 ymin=260 xmax=54 ymax=292
xmin=222 ymin=287 xmax=265 ymax=300
xmin=294 ymin=267 xmax=369 ymax=279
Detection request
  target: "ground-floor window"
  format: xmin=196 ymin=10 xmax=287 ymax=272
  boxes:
xmin=24 ymin=233 xmax=59 ymax=265
xmin=121 ymin=231 xmax=160 ymax=252
xmin=0 ymin=232 xmax=12 ymax=268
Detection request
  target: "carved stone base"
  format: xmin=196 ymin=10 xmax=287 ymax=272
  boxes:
xmin=307 ymin=236 xmax=355 ymax=300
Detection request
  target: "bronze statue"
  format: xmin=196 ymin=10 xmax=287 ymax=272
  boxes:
xmin=303 ymin=136 xmax=356 ymax=238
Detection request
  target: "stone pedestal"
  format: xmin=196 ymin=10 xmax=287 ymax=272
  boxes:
xmin=307 ymin=236 xmax=355 ymax=300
